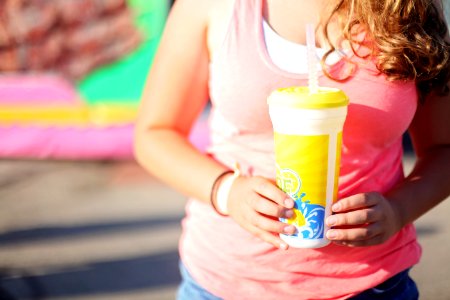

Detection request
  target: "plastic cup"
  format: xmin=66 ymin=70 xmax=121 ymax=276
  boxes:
xmin=268 ymin=86 xmax=348 ymax=248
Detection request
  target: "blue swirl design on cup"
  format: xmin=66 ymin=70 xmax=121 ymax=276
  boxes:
xmin=282 ymin=193 xmax=325 ymax=239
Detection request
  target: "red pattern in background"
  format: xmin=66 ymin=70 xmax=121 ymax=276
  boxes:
xmin=0 ymin=0 xmax=141 ymax=80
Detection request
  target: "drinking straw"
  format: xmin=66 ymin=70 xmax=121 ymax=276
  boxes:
xmin=306 ymin=23 xmax=319 ymax=94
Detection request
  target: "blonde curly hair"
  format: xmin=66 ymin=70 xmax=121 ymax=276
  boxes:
xmin=322 ymin=0 xmax=450 ymax=98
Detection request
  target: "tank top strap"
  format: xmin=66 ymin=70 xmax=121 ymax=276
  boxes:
xmin=232 ymin=0 xmax=261 ymax=29
xmin=213 ymin=0 xmax=262 ymax=61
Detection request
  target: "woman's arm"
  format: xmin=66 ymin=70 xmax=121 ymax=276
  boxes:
xmin=325 ymin=86 xmax=450 ymax=246
xmin=324 ymin=0 xmax=450 ymax=247
xmin=389 ymin=87 xmax=450 ymax=228
xmin=134 ymin=0 xmax=223 ymax=202
xmin=134 ymin=0 xmax=295 ymax=249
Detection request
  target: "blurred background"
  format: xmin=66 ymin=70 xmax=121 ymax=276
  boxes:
xmin=0 ymin=1 xmax=449 ymax=299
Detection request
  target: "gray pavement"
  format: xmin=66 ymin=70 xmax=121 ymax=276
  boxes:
xmin=0 ymin=156 xmax=449 ymax=299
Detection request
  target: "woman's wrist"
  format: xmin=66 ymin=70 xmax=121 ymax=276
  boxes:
xmin=210 ymin=170 xmax=233 ymax=215
xmin=210 ymin=163 xmax=241 ymax=215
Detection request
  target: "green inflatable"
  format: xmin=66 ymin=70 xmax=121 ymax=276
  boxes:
xmin=77 ymin=0 xmax=169 ymax=105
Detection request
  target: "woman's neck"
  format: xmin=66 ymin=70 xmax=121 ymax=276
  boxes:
xmin=263 ymin=0 xmax=340 ymax=48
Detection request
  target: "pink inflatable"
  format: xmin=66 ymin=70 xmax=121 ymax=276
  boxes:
xmin=0 ymin=75 xmax=209 ymax=160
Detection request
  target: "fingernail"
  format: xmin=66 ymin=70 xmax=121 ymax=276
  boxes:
xmin=280 ymin=243 xmax=288 ymax=250
xmin=326 ymin=216 xmax=337 ymax=226
xmin=284 ymin=209 xmax=294 ymax=218
xmin=284 ymin=198 xmax=294 ymax=208
xmin=332 ymin=202 xmax=341 ymax=212
xmin=327 ymin=230 xmax=338 ymax=240
xmin=283 ymin=225 xmax=295 ymax=234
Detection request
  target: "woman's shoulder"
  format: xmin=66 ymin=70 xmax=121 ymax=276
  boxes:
xmin=207 ymin=0 xmax=236 ymax=27
xmin=170 ymin=0 xmax=234 ymax=18
xmin=162 ymin=0 xmax=236 ymax=60
xmin=163 ymin=0 xmax=231 ymax=43
xmin=206 ymin=0 xmax=236 ymax=58
xmin=169 ymin=0 xmax=235 ymax=33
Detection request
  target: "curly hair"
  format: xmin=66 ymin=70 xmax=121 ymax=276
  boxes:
xmin=321 ymin=0 xmax=450 ymax=99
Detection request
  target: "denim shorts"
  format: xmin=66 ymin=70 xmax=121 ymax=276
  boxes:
xmin=177 ymin=262 xmax=222 ymax=300
xmin=177 ymin=262 xmax=419 ymax=300
xmin=349 ymin=268 xmax=419 ymax=300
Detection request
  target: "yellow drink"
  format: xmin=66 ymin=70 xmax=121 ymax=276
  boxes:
xmin=268 ymin=87 xmax=348 ymax=248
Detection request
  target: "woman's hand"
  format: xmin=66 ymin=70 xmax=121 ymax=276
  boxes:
xmin=227 ymin=175 xmax=296 ymax=250
xmin=325 ymin=192 xmax=403 ymax=247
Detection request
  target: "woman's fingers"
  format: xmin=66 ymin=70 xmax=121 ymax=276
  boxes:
xmin=332 ymin=236 xmax=385 ymax=247
xmin=226 ymin=176 xmax=296 ymax=249
xmin=252 ymin=176 xmax=294 ymax=209
xmin=249 ymin=224 xmax=290 ymax=250
xmin=252 ymin=194 xmax=294 ymax=219
xmin=325 ymin=192 xmax=404 ymax=247
xmin=331 ymin=192 xmax=380 ymax=213
xmin=248 ymin=210 xmax=296 ymax=235
xmin=326 ymin=207 xmax=382 ymax=227
xmin=326 ymin=223 xmax=383 ymax=242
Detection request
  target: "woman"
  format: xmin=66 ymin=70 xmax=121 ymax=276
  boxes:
xmin=134 ymin=0 xmax=450 ymax=298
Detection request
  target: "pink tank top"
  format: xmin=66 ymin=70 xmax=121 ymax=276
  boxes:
xmin=179 ymin=0 xmax=421 ymax=299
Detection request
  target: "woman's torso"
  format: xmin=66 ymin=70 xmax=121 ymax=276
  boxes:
xmin=179 ymin=1 xmax=421 ymax=299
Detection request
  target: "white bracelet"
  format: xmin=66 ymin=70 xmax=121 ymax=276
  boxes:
xmin=215 ymin=163 xmax=241 ymax=215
